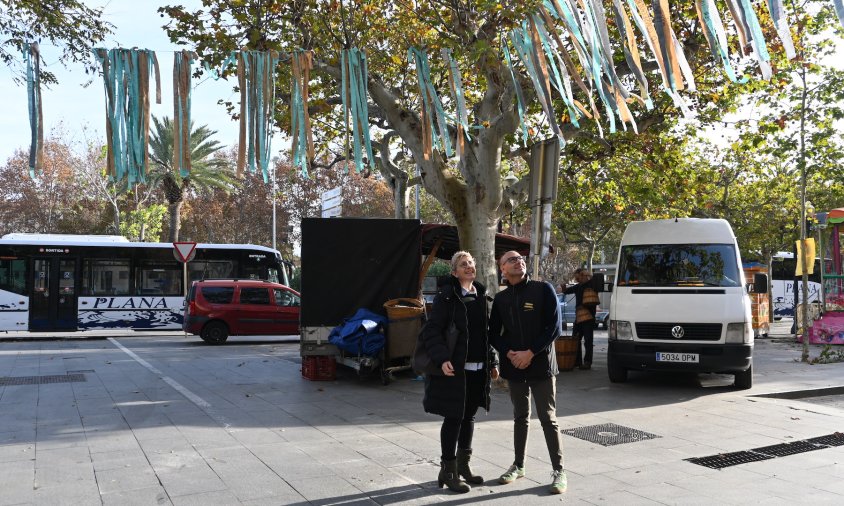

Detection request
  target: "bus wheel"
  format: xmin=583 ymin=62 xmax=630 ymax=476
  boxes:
xmin=201 ymin=322 xmax=229 ymax=344
xmin=734 ymin=364 xmax=752 ymax=390
xmin=607 ymin=356 xmax=627 ymax=383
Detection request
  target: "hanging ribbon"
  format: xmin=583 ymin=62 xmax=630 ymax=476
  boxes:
xmin=341 ymin=48 xmax=375 ymax=172
xmin=532 ymin=14 xmax=580 ymax=129
xmin=767 ymin=0 xmax=796 ymax=59
xmin=724 ymin=0 xmax=772 ymax=79
xmin=441 ymin=48 xmax=470 ymax=158
xmin=610 ymin=0 xmax=653 ymax=109
xmin=409 ymin=48 xmax=453 ymax=159
xmin=23 ymin=43 xmax=43 ymax=179
xmin=502 ymin=44 xmax=531 ymax=144
xmin=509 ymin=23 xmax=562 ymax=138
xmin=94 ymin=48 xmax=161 ymax=185
xmin=173 ymin=50 xmax=197 ymax=178
xmin=202 ymin=53 xmax=237 ymax=80
xmin=835 ymin=0 xmax=844 ymax=30
xmin=694 ymin=0 xmax=745 ymax=83
xmin=291 ymin=50 xmax=314 ymax=176
xmin=235 ymin=50 xmax=281 ymax=180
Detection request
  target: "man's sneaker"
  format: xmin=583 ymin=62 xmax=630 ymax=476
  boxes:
xmin=498 ymin=464 xmax=525 ymax=484
xmin=549 ymin=469 xmax=567 ymax=494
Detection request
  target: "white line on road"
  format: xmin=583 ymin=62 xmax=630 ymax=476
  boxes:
xmin=108 ymin=337 xmax=235 ymax=429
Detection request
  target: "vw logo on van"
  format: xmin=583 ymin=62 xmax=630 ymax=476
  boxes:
xmin=671 ymin=325 xmax=685 ymax=339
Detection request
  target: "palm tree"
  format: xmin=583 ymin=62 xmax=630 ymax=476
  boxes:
xmin=147 ymin=116 xmax=237 ymax=241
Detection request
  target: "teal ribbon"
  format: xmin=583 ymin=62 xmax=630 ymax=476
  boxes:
xmin=502 ymin=44 xmax=530 ymax=144
xmin=409 ymin=48 xmax=453 ymax=158
xmin=291 ymin=50 xmax=309 ymax=175
xmin=533 ymin=14 xmax=579 ymax=129
xmin=202 ymin=53 xmax=236 ymax=80
xmin=441 ymin=48 xmax=472 ymax=145
xmin=835 ymin=0 xmax=844 ymax=30
xmin=23 ymin=43 xmax=42 ymax=178
xmin=696 ymin=0 xmax=745 ymax=83
xmin=342 ymin=48 xmax=375 ymax=173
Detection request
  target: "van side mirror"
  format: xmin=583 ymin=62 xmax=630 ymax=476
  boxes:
xmin=751 ymin=273 xmax=768 ymax=294
xmin=606 ymin=282 xmax=614 ymax=293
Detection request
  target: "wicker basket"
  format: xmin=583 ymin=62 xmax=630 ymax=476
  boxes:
xmin=383 ymin=298 xmax=424 ymax=320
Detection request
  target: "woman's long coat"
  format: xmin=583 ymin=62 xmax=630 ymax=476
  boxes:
xmin=421 ymin=276 xmax=495 ymax=419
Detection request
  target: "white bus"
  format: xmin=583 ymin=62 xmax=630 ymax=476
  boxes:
xmin=0 ymin=234 xmax=290 ymax=332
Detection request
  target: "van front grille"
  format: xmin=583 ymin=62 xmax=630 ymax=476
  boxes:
xmin=635 ymin=322 xmax=722 ymax=341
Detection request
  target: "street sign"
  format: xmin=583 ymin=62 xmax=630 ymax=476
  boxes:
xmin=322 ymin=187 xmax=342 ymax=201
xmin=322 ymin=205 xmax=342 ymax=218
xmin=321 ymin=187 xmax=343 ymax=218
xmin=173 ymin=242 xmax=197 ymax=263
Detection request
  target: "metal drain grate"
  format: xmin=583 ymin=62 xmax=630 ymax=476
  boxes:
xmin=806 ymin=433 xmax=844 ymax=447
xmin=686 ymin=432 xmax=844 ymax=469
xmin=0 ymin=374 xmax=86 ymax=386
xmin=751 ymin=440 xmax=824 ymax=458
xmin=686 ymin=451 xmax=774 ymax=469
xmin=561 ymin=423 xmax=661 ymax=446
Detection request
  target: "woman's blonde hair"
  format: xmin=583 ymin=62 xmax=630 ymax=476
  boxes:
xmin=451 ymin=250 xmax=474 ymax=272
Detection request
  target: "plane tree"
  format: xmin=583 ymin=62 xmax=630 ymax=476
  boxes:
xmin=159 ymin=0 xmax=787 ymax=289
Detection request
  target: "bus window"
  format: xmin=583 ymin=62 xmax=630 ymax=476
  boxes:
xmin=136 ymin=261 xmax=182 ymax=295
xmin=83 ymin=259 xmax=131 ymax=295
xmin=0 ymin=258 xmax=26 ymax=295
xmin=188 ymin=260 xmax=235 ymax=282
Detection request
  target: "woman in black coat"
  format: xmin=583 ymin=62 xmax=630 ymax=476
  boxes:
xmin=420 ymin=251 xmax=499 ymax=493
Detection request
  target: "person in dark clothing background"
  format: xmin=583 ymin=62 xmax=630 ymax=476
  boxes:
xmin=489 ymin=251 xmax=567 ymax=495
xmin=563 ymin=267 xmax=597 ymax=370
xmin=420 ymin=251 xmax=499 ymax=493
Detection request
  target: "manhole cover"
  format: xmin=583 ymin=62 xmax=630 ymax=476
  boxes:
xmin=561 ymin=423 xmax=661 ymax=446
xmin=0 ymin=374 xmax=86 ymax=386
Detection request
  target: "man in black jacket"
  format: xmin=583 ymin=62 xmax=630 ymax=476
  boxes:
xmin=489 ymin=251 xmax=566 ymax=495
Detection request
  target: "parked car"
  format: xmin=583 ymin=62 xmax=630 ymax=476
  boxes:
xmin=557 ymin=293 xmax=608 ymax=330
xmin=183 ymin=279 xmax=300 ymax=344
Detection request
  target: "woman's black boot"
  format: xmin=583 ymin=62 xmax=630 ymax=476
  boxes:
xmin=438 ymin=458 xmax=470 ymax=493
xmin=456 ymin=448 xmax=484 ymax=484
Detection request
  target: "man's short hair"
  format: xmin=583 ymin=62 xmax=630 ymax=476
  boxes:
xmin=574 ymin=267 xmax=592 ymax=276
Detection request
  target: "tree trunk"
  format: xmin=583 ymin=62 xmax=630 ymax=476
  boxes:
xmin=168 ymin=201 xmax=183 ymax=242
xmin=394 ymin=178 xmax=409 ymax=219
xmin=112 ymin=201 xmax=120 ymax=235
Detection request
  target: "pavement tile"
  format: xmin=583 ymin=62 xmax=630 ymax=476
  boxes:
xmin=90 ymin=448 xmax=152 ymax=472
xmin=100 ymin=486 xmax=173 ymax=506
xmin=95 ymin=465 xmax=161 ymax=495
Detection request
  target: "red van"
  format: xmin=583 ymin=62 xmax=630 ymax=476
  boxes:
xmin=183 ymin=279 xmax=300 ymax=344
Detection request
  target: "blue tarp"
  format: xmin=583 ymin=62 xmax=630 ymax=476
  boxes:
xmin=328 ymin=308 xmax=386 ymax=357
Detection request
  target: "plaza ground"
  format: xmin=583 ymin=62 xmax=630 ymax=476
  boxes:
xmin=1 ymin=319 xmax=843 ymax=505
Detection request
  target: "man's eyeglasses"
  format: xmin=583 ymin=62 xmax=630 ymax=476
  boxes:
xmin=503 ymin=255 xmax=525 ymax=265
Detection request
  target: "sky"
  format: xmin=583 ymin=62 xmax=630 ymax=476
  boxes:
xmin=0 ymin=0 xmax=243 ymax=163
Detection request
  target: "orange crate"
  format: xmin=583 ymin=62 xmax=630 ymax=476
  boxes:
xmin=302 ymin=356 xmax=336 ymax=381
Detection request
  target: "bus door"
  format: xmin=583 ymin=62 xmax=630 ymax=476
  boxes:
xmin=30 ymin=257 xmax=78 ymax=331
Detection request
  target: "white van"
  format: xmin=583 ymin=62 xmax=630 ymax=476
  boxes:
xmin=607 ymin=218 xmax=767 ymax=389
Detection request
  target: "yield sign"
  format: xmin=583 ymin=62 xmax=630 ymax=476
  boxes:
xmin=173 ymin=242 xmax=197 ymax=263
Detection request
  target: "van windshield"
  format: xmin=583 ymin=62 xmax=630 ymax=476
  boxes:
xmin=617 ymin=244 xmax=740 ymax=287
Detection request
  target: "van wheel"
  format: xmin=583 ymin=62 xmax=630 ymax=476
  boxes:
xmin=201 ymin=322 xmax=229 ymax=344
xmin=734 ymin=364 xmax=752 ymax=390
xmin=607 ymin=357 xmax=627 ymax=383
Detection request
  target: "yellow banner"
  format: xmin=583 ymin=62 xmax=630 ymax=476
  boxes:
xmin=795 ymin=238 xmax=816 ymax=276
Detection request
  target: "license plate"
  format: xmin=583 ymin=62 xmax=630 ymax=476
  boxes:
xmin=655 ymin=352 xmax=699 ymax=363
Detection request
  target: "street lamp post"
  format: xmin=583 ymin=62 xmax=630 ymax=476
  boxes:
xmin=271 ymin=158 xmax=278 ymax=251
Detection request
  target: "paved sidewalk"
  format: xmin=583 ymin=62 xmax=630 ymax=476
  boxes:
xmin=0 ymin=320 xmax=843 ymax=505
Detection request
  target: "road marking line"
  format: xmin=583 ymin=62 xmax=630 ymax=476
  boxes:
xmin=108 ymin=337 xmax=210 ymax=408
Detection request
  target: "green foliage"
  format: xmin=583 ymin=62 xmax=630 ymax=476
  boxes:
xmin=0 ymin=0 xmax=112 ymax=84
xmin=119 ymin=204 xmax=168 ymax=242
